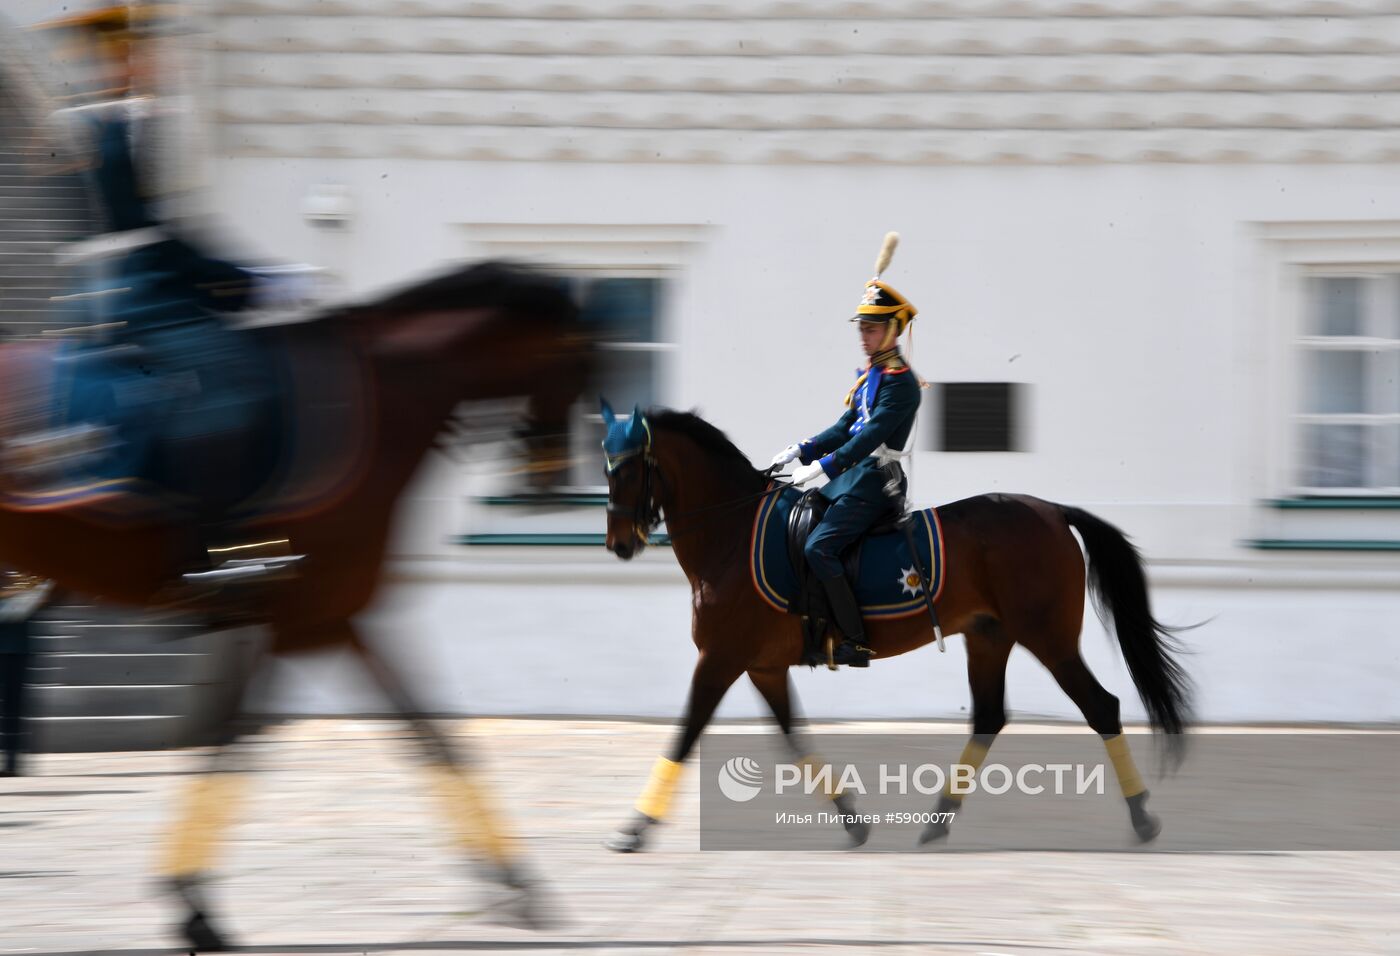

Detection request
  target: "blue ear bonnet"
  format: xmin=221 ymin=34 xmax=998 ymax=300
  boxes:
xmin=600 ymin=398 xmax=651 ymax=473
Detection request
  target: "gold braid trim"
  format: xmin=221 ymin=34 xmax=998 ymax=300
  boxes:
xmin=871 ymin=346 xmax=905 ymax=370
xmin=843 ymin=349 xmax=907 ymax=407
xmin=843 ymin=372 xmax=868 ymax=409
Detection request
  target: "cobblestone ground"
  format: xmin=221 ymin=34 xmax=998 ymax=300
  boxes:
xmin=1 ymin=720 xmax=1396 ymax=955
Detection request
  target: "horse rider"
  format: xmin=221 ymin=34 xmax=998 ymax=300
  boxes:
xmin=32 ymin=5 xmax=291 ymax=586
xmin=770 ymin=234 xmax=922 ymax=667
xmin=39 ymin=4 xmax=262 ymax=317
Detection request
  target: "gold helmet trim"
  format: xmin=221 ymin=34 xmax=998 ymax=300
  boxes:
xmin=851 ymin=233 xmax=917 ymax=334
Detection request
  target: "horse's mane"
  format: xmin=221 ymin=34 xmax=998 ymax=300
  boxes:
xmin=646 ymin=408 xmax=762 ymax=483
xmin=318 ymin=260 xmax=576 ymax=326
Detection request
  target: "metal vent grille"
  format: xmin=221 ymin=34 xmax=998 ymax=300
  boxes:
xmin=935 ymin=382 xmax=1024 ymax=453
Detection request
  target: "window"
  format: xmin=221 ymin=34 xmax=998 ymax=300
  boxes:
xmin=1249 ymin=222 xmax=1400 ymax=550
xmin=1294 ymin=273 xmax=1400 ymax=494
xmin=568 ymin=272 xmax=671 ymax=488
xmin=457 ymin=222 xmax=705 ymax=505
xmin=931 ymin=382 xmax=1024 ymax=453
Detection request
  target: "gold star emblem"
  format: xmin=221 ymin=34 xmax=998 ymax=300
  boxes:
xmin=899 ymin=566 xmax=923 ymax=597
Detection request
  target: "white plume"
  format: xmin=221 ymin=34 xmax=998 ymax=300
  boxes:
xmin=873 ymin=231 xmax=899 ymax=277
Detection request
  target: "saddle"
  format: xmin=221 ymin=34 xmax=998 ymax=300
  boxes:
xmin=39 ymin=321 xmax=283 ymax=518
xmin=0 ymin=321 xmax=370 ymax=525
xmin=785 ymin=490 xmax=906 ymax=594
xmin=785 ymin=489 xmax=927 ymax=668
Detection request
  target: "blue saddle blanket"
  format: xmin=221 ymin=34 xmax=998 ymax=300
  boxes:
xmin=749 ymin=485 xmax=945 ymax=620
xmin=49 ymin=318 xmax=281 ymax=516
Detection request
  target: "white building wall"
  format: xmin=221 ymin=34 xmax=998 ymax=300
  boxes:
xmin=206 ymin=159 xmax=1400 ymax=723
xmin=207 ymin=158 xmax=1400 ymax=553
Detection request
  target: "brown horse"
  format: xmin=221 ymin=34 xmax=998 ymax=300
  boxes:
xmin=0 ymin=261 xmax=590 ymax=948
xmin=599 ymin=407 xmax=1192 ymax=853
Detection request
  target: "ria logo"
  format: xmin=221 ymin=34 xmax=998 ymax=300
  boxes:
xmin=717 ymin=756 xmax=764 ymax=802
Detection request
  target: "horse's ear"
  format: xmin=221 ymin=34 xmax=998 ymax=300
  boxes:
xmin=627 ymin=406 xmax=647 ymax=442
xmin=599 ymin=396 xmax=616 ymax=425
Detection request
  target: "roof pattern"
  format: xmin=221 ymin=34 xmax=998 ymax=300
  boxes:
xmin=213 ymin=1 xmax=1400 ymax=163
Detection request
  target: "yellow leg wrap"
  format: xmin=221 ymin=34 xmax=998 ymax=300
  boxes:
xmin=635 ymin=757 xmax=683 ymax=821
xmin=797 ymin=754 xmax=844 ymax=798
xmin=427 ymin=765 xmax=518 ymax=866
xmin=943 ymin=739 xmax=992 ymax=800
xmin=161 ymin=772 xmax=247 ymax=879
xmin=1104 ymin=733 xmax=1146 ymax=798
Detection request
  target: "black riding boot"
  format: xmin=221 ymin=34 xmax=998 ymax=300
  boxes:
xmin=817 ymin=573 xmax=874 ymax=667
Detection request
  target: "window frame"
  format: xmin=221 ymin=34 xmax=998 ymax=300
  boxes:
xmin=1291 ymin=269 xmax=1400 ymax=495
xmin=1255 ymin=222 xmax=1400 ymax=504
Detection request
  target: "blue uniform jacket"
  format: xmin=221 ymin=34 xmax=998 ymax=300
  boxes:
xmin=87 ymin=112 xmax=256 ymax=322
xmin=50 ymin=109 xmax=280 ymax=508
xmin=798 ymin=363 xmax=921 ymax=503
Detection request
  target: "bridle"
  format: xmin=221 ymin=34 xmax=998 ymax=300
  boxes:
xmin=604 ymin=442 xmax=665 ymax=542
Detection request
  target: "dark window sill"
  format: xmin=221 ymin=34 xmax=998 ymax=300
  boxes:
xmin=1248 ymin=539 xmax=1400 ymax=551
xmin=1268 ymin=497 xmax=1400 ymax=510
xmin=476 ymin=492 xmax=608 ymax=508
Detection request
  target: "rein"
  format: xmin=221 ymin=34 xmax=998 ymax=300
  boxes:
xmin=607 ymin=451 xmax=789 ymax=541
xmin=662 ymin=469 xmax=790 ymax=532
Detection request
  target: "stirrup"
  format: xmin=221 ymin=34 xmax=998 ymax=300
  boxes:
xmin=182 ymin=554 xmax=303 ymax=587
xmin=824 ymin=635 xmax=875 ymax=670
xmin=183 ymin=538 xmax=304 ymax=588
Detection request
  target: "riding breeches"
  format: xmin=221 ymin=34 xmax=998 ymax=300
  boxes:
xmin=801 ymin=494 xmax=892 ymax=580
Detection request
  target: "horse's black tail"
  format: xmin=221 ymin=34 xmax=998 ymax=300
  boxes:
xmin=1061 ymin=505 xmax=1193 ymax=765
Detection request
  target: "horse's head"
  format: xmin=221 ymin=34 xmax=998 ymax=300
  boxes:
xmin=365 ymin=261 xmax=593 ymax=487
xmin=600 ymin=398 xmax=660 ymax=560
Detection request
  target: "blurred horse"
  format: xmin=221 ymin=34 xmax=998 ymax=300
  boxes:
xmin=598 ymin=406 xmax=1192 ymax=853
xmin=0 ymin=261 xmax=590 ymax=948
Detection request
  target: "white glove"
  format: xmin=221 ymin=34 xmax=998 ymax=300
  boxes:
xmin=769 ymin=444 xmax=802 ymax=468
xmin=791 ymin=461 xmax=825 ymax=487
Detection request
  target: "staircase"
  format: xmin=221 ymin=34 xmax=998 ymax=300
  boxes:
xmin=26 ymin=605 xmax=258 ymax=753
xmin=0 ymin=47 xmax=97 ymax=340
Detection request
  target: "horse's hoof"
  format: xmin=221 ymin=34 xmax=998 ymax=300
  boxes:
xmin=181 ymin=910 xmax=232 ymax=952
xmin=845 ymin=819 xmax=871 ymax=847
xmin=1132 ymin=811 xmax=1162 ymax=842
xmin=1134 ymin=815 xmax=1162 ymax=842
xmin=918 ymin=818 xmax=954 ymax=845
xmin=1126 ymin=791 xmax=1161 ymax=843
xmin=489 ymin=881 xmax=559 ymax=931
xmin=476 ymin=863 xmax=561 ymax=931
xmin=604 ymin=827 xmax=646 ymax=853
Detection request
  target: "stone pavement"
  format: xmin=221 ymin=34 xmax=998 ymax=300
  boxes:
xmin=0 ymin=719 xmax=1396 ymax=955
